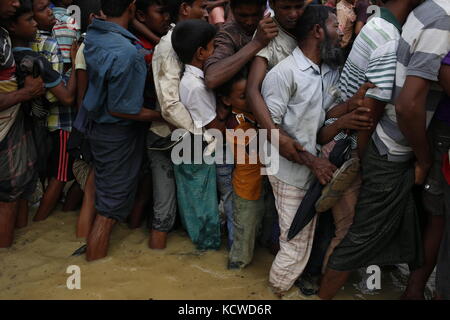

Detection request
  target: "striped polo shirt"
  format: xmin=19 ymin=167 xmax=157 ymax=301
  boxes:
xmin=52 ymin=7 xmax=80 ymax=64
xmin=373 ymin=0 xmax=450 ymax=162
xmin=339 ymin=7 xmax=401 ymax=103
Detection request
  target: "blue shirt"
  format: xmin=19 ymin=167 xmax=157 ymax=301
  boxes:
xmin=83 ymin=19 xmax=146 ymax=125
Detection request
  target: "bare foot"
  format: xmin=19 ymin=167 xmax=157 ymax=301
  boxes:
xmin=86 ymin=215 xmax=116 ymax=261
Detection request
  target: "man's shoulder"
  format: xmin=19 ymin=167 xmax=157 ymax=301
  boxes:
xmin=408 ymin=0 xmax=450 ymax=30
xmin=265 ymin=54 xmax=296 ymax=80
xmin=216 ymin=21 xmax=244 ymax=41
xmin=220 ymin=21 xmax=240 ymax=33
xmin=154 ymin=30 xmax=174 ymax=55
xmin=360 ymin=17 xmax=400 ymax=43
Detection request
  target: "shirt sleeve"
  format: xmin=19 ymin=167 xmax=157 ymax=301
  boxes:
xmin=204 ymin=30 xmax=236 ymax=71
xmin=407 ymin=17 xmax=450 ymax=82
xmin=153 ymin=47 xmax=194 ymax=132
xmin=75 ymin=43 xmax=86 ymax=71
xmin=256 ymin=45 xmax=273 ymax=70
xmin=365 ymin=39 xmax=398 ymax=102
xmin=261 ymin=69 xmax=291 ymax=125
xmin=107 ymin=51 xmax=146 ymax=115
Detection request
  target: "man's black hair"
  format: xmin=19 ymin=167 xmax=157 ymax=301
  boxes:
xmin=230 ymin=0 xmax=266 ymax=9
xmin=295 ymin=4 xmax=333 ymax=41
xmin=165 ymin=0 xmax=195 ymax=23
xmin=9 ymin=0 xmax=33 ymax=22
xmin=136 ymin=0 xmax=166 ymax=12
xmin=217 ymin=69 xmax=248 ymax=97
xmin=73 ymin=0 xmax=102 ymax=33
xmin=172 ymin=19 xmax=217 ymax=64
xmin=101 ymin=0 xmax=134 ymax=17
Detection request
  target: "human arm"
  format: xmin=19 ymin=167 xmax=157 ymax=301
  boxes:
xmin=397 ymin=23 xmax=450 ymax=184
xmin=48 ymin=42 xmax=79 ymax=107
xmin=355 ymin=21 xmax=365 ymax=36
xmin=318 ymin=106 xmax=373 ymax=145
xmin=396 ymin=76 xmax=432 ymax=184
xmin=204 ymin=13 xmax=278 ymax=89
xmin=0 ymin=76 xmax=45 ymax=112
xmin=131 ymin=18 xmax=161 ymax=44
xmin=326 ymin=82 xmax=375 ymax=118
xmin=438 ymin=63 xmax=450 ymax=96
xmin=206 ymin=0 xmax=229 ymax=11
xmin=110 ymin=108 xmax=164 ymax=122
xmin=76 ymin=69 xmax=88 ymax=110
xmin=153 ymin=48 xmax=194 ymax=131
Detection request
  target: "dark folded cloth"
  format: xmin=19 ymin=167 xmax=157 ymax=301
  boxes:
xmin=328 ymin=141 xmax=424 ymax=271
xmin=0 ymin=111 xmax=37 ymax=202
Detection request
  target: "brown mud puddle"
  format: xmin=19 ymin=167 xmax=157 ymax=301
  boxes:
xmin=0 ymin=208 xmax=434 ymax=300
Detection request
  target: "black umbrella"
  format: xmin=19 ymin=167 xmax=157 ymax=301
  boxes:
xmin=287 ymin=138 xmax=352 ymax=241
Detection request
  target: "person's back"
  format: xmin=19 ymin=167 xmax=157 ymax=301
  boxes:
xmin=339 ymin=11 xmax=401 ymax=102
xmin=374 ymin=0 xmax=450 ymax=161
xmin=83 ymin=19 xmax=146 ymax=124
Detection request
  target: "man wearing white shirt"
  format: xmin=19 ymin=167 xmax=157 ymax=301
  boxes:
xmin=261 ymin=5 xmax=342 ymax=296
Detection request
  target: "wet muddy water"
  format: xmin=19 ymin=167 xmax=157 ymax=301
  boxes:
xmin=0 ymin=208 xmax=435 ymax=300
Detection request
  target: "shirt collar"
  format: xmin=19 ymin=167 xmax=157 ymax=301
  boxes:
xmin=89 ymin=18 xmax=139 ymax=43
xmin=185 ymin=64 xmax=205 ymax=79
xmin=292 ymin=47 xmax=331 ymax=75
xmin=379 ymin=7 xmax=403 ymax=32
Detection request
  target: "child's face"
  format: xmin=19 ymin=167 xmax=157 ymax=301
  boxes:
xmin=272 ymin=0 xmax=306 ymax=31
xmin=185 ymin=0 xmax=208 ymax=20
xmin=9 ymin=12 xmax=38 ymax=42
xmin=226 ymin=79 xmax=250 ymax=112
xmin=33 ymin=0 xmax=56 ymax=31
xmin=136 ymin=4 xmax=170 ymax=37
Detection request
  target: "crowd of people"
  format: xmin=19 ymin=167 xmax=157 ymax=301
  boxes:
xmin=0 ymin=0 xmax=449 ymax=300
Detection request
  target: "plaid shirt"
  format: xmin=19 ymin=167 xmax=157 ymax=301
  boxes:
xmin=52 ymin=7 xmax=80 ymax=64
xmin=31 ymin=30 xmax=75 ymax=132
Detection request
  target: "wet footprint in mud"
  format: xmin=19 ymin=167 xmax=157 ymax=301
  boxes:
xmin=71 ymin=244 xmax=87 ymax=256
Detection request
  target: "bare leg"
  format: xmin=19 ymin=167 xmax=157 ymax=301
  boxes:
xmin=15 ymin=199 xmax=29 ymax=229
xmin=128 ymin=174 xmax=152 ymax=229
xmin=86 ymin=214 xmax=116 ymax=261
xmin=318 ymin=268 xmax=351 ymax=300
xmin=62 ymin=182 xmax=84 ymax=212
xmin=34 ymin=178 xmax=65 ymax=221
xmin=149 ymin=230 xmax=167 ymax=250
xmin=0 ymin=201 xmax=19 ymax=248
xmin=76 ymin=169 xmax=96 ymax=239
xmin=402 ymin=215 xmax=445 ymax=300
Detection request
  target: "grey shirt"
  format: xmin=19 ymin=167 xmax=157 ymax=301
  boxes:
xmin=262 ymin=47 xmax=340 ymax=190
